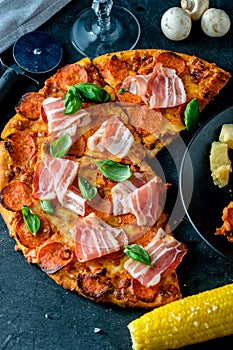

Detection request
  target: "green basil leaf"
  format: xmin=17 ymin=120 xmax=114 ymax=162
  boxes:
xmin=78 ymin=177 xmax=97 ymax=200
xmin=95 ymin=160 xmax=132 ymax=182
xmin=40 ymin=200 xmax=54 ymax=214
xmin=76 ymin=83 xmax=110 ymax=103
xmin=184 ymin=98 xmax=200 ymax=131
xmin=63 ymin=86 xmax=82 ymax=114
xmin=118 ymin=88 xmax=128 ymax=95
xmin=124 ymin=244 xmax=152 ymax=266
xmin=50 ymin=133 xmax=72 ymax=158
xmin=22 ymin=205 xmax=40 ymax=235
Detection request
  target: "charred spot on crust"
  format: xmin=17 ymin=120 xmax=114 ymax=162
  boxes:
xmin=4 ymin=140 xmax=14 ymax=153
xmin=77 ymin=273 xmax=112 ymax=298
xmin=132 ymin=279 xmax=158 ymax=303
xmin=158 ymin=280 xmax=180 ymax=300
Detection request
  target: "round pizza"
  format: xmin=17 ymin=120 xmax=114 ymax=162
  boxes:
xmin=0 ymin=49 xmax=230 ymax=308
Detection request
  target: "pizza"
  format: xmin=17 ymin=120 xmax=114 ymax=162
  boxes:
xmin=0 ymin=49 xmax=231 ymax=308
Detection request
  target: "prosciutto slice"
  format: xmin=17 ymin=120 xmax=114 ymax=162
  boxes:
xmin=124 ymin=228 xmax=187 ymax=287
xmin=122 ymin=63 xmax=186 ymax=109
xmin=112 ymin=179 xmax=137 ymax=215
xmin=63 ymin=187 xmax=86 ymax=216
xmin=42 ymin=97 xmax=90 ymax=136
xmin=87 ymin=116 xmax=134 ymax=158
xmin=71 ymin=213 xmax=129 ymax=262
xmin=33 ymin=155 xmax=79 ymax=203
xmin=111 ymin=176 xmax=165 ymax=227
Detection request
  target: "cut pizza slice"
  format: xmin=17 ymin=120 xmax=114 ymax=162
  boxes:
xmin=93 ymin=49 xmax=231 ymax=156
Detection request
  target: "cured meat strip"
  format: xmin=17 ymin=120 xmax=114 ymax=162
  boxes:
xmin=112 ymin=180 xmax=137 ymax=215
xmin=33 ymin=155 xmax=79 ymax=204
xmin=124 ymin=228 xmax=187 ymax=287
xmin=122 ymin=63 xmax=186 ymax=109
xmin=71 ymin=213 xmax=129 ymax=262
xmin=63 ymin=187 xmax=86 ymax=216
xmin=87 ymin=116 xmax=134 ymax=158
xmin=111 ymin=176 xmax=165 ymax=227
xmin=129 ymin=176 xmax=163 ymax=227
xmin=42 ymin=97 xmax=90 ymax=137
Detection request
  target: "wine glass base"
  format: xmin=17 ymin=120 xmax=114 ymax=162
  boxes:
xmin=71 ymin=5 xmax=140 ymax=58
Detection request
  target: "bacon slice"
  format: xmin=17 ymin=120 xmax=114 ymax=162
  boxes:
xmin=71 ymin=213 xmax=129 ymax=262
xmin=42 ymin=97 xmax=90 ymax=136
xmin=112 ymin=180 xmax=137 ymax=215
xmin=33 ymin=155 xmax=79 ymax=203
xmin=111 ymin=176 xmax=165 ymax=227
xmin=87 ymin=116 xmax=134 ymax=158
xmin=129 ymin=176 xmax=163 ymax=227
xmin=124 ymin=228 xmax=187 ymax=287
xmin=122 ymin=63 xmax=186 ymax=109
xmin=63 ymin=187 xmax=86 ymax=216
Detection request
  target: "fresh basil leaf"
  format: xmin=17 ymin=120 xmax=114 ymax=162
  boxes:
xmin=40 ymin=200 xmax=54 ymax=214
xmin=63 ymin=86 xmax=82 ymax=114
xmin=50 ymin=133 xmax=72 ymax=158
xmin=124 ymin=244 xmax=152 ymax=266
xmin=184 ymin=98 xmax=200 ymax=131
xmin=22 ymin=205 xmax=40 ymax=235
xmin=78 ymin=177 xmax=97 ymax=200
xmin=76 ymin=83 xmax=110 ymax=103
xmin=118 ymin=88 xmax=128 ymax=95
xmin=95 ymin=160 xmax=132 ymax=182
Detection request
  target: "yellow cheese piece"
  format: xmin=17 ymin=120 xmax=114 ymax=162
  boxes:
xmin=219 ymin=123 xmax=233 ymax=149
xmin=209 ymin=141 xmax=231 ymax=187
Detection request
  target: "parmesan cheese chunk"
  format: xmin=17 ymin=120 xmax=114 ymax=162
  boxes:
xmin=209 ymin=141 xmax=232 ymax=188
xmin=219 ymin=123 xmax=233 ymax=149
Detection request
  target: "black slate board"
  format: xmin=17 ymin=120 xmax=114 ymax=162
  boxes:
xmin=1 ymin=1 xmax=233 ymax=349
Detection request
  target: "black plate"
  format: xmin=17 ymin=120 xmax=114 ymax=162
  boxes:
xmin=180 ymin=106 xmax=233 ymax=261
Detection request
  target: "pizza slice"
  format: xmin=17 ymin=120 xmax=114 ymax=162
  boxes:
xmin=93 ymin=49 xmax=231 ymax=156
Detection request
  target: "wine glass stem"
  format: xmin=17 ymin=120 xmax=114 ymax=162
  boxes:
xmin=92 ymin=0 xmax=113 ymax=31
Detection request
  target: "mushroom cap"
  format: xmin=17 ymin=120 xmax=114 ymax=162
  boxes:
xmin=161 ymin=7 xmax=192 ymax=41
xmin=201 ymin=8 xmax=231 ymax=37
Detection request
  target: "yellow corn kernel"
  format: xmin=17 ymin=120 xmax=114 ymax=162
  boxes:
xmin=128 ymin=283 xmax=233 ymax=350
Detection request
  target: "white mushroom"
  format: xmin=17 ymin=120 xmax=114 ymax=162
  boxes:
xmin=181 ymin=0 xmax=209 ymax=21
xmin=161 ymin=7 xmax=192 ymax=41
xmin=201 ymin=8 xmax=231 ymax=37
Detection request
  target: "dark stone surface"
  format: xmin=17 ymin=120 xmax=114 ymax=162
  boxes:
xmin=0 ymin=1 xmax=233 ymax=349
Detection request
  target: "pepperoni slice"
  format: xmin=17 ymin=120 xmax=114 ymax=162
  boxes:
xmin=0 ymin=181 xmax=32 ymax=211
xmin=15 ymin=92 xmax=45 ymax=120
xmin=44 ymin=63 xmax=88 ymax=94
xmin=156 ymin=52 xmax=186 ymax=76
xmin=5 ymin=130 xmax=36 ymax=163
xmin=15 ymin=215 xmax=52 ymax=249
xmin=38 ymin=242 xmax=73 ymax=274
xmin=77 ymin=273 xmax=111 ymax=298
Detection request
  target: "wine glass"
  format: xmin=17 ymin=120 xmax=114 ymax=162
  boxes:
xmin=71 ymin=0 xmax=140 ymax=58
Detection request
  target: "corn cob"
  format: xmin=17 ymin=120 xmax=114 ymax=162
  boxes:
xmin=128 ymin=283 xmax=233 ymax=350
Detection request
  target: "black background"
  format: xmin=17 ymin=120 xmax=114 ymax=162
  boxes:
xmin=0 ymin=1 xmax=233 ymax=349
